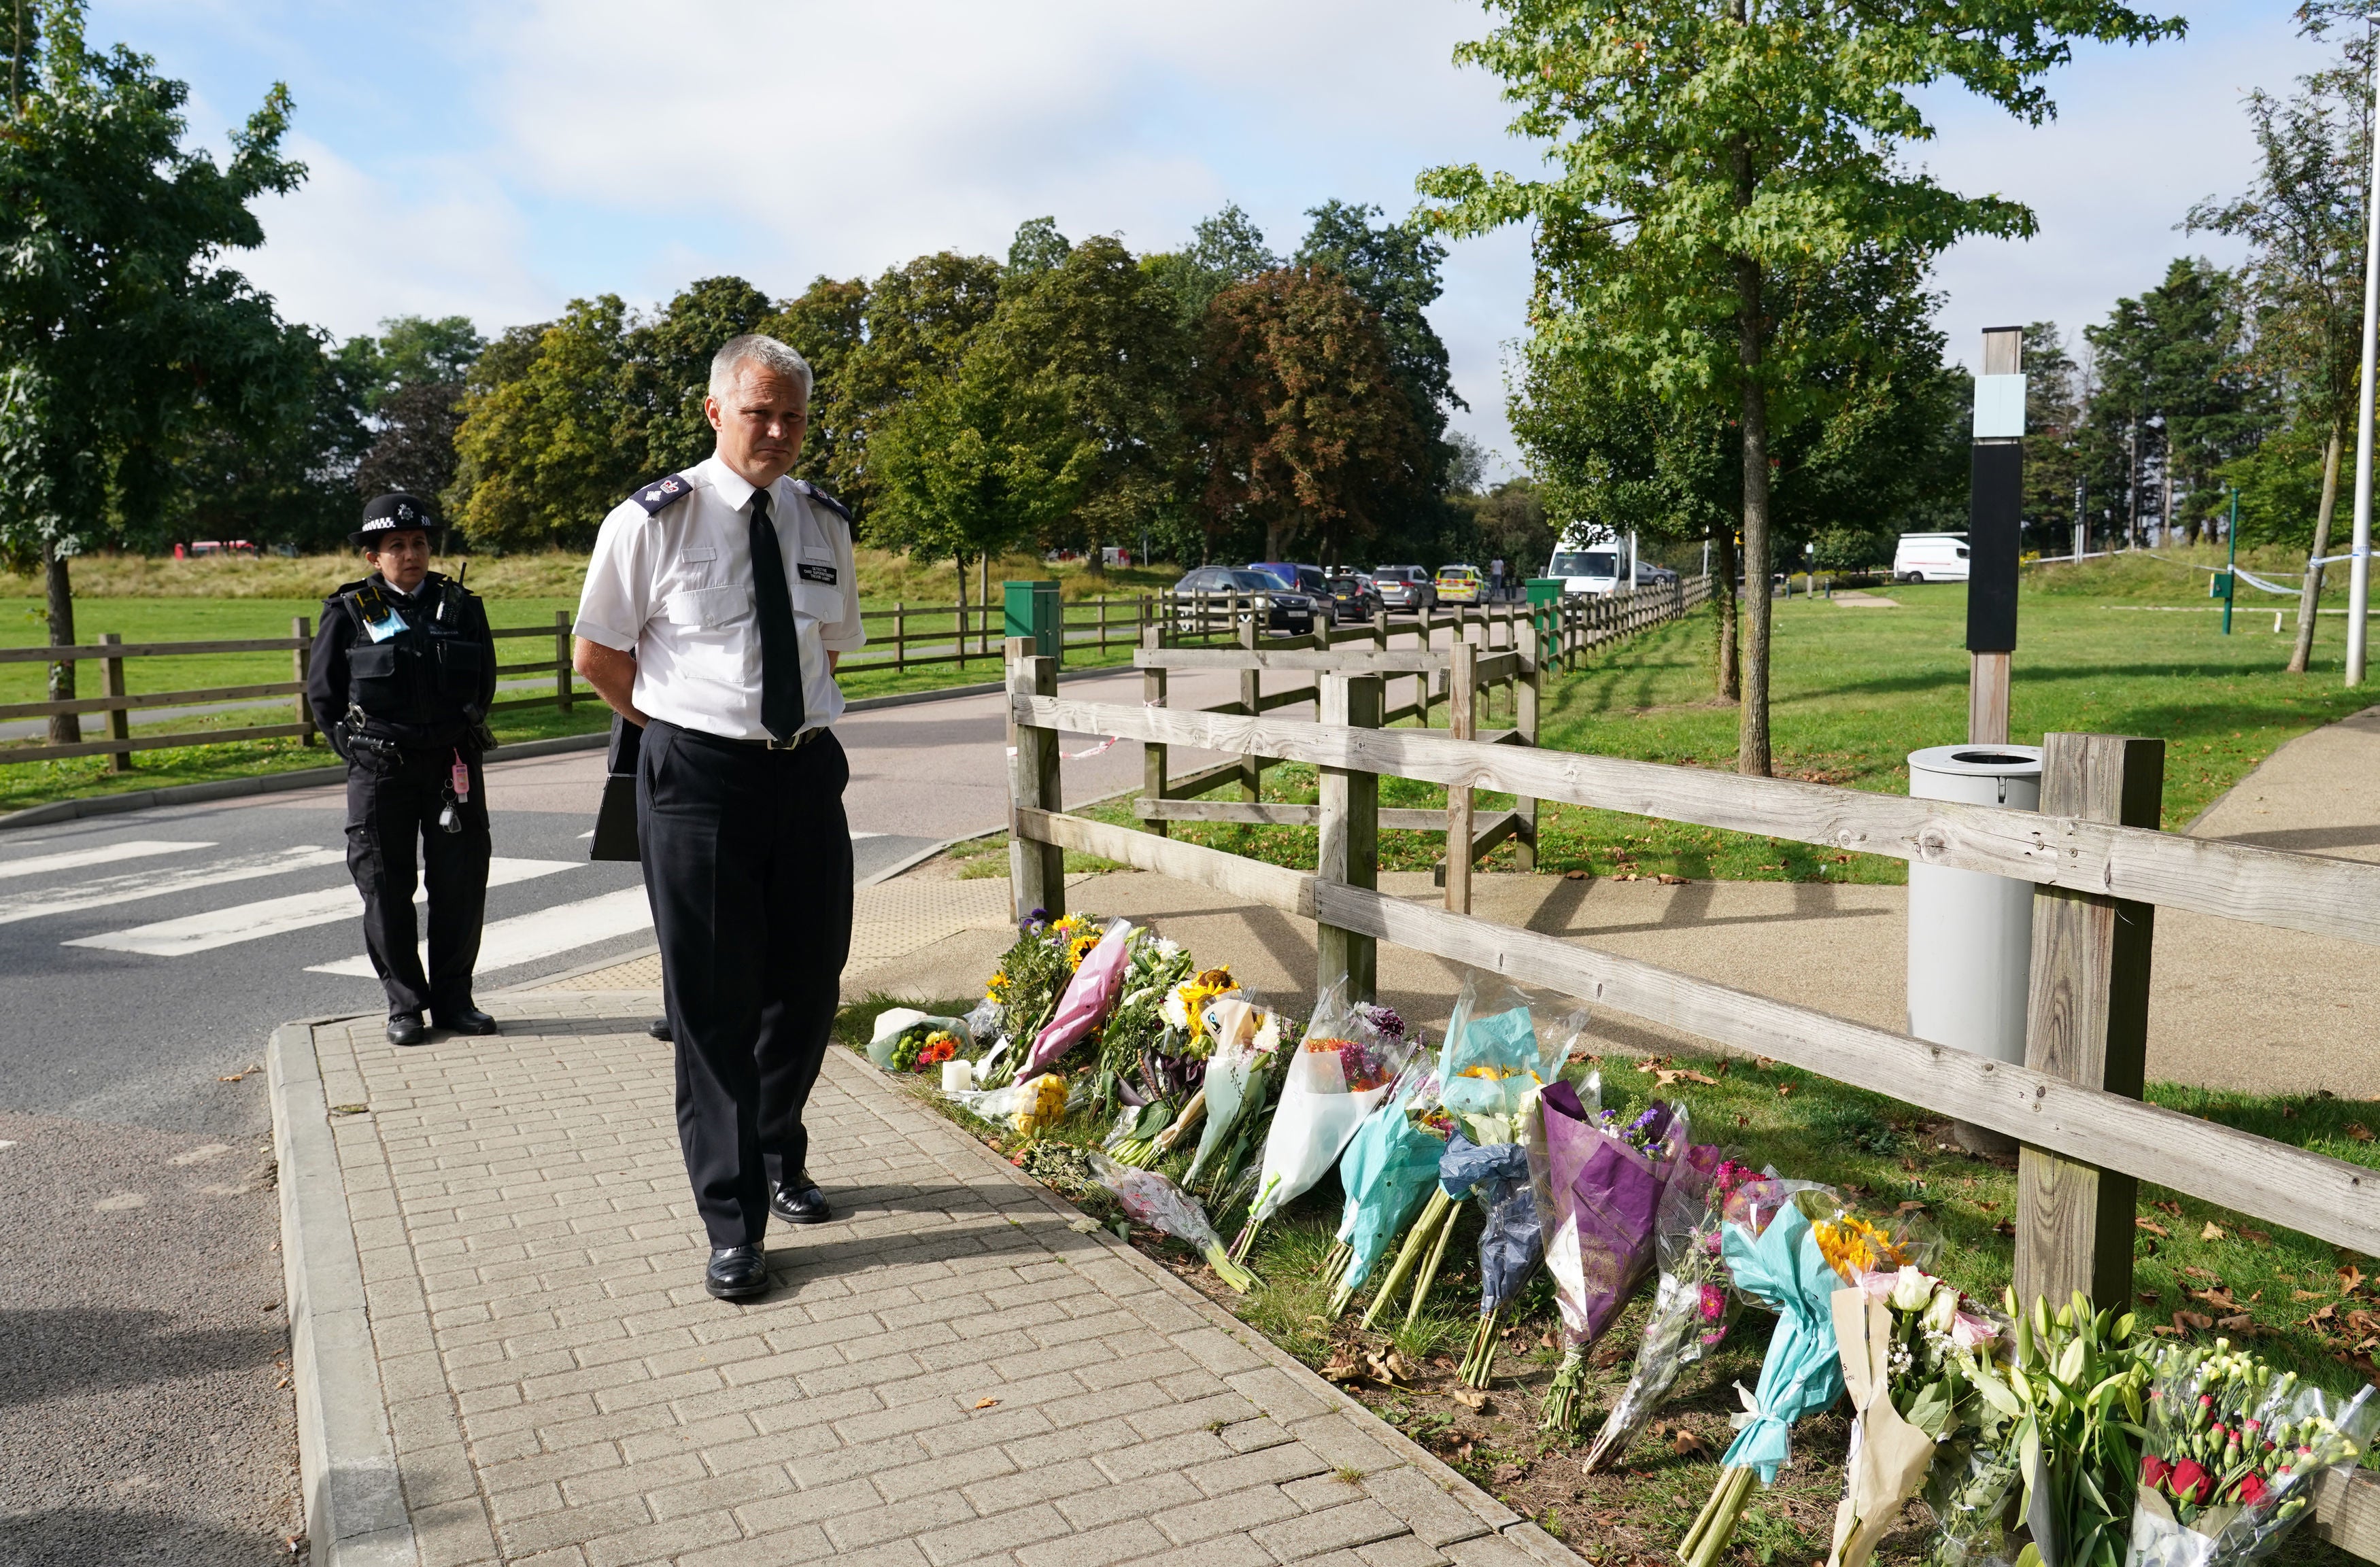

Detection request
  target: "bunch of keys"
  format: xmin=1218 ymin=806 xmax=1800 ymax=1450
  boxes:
xmin=438 ymin=749 xmax=471 ymax=834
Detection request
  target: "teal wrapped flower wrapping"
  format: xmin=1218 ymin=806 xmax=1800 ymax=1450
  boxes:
xmin=1718 ymin=1201 xmax=1847 ymax=1483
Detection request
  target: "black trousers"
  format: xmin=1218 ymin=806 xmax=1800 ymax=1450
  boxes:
xmin=345 ymin=746 xmax=491 ymax=1016
xmin=638 ymin=720 xmax=853 ymax=1249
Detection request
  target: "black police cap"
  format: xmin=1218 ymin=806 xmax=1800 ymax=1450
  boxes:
xmin=350 ymin=493 xmax=441 ymax=549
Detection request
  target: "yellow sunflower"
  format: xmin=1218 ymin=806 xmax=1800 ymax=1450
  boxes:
xmin=1066 ymin=930 xmax=1102 ymax=971
xmin=1814 ymin=1213 xmax=1905 ymax=1281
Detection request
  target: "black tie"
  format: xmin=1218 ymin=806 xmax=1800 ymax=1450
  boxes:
xmin=747 ymin=489 xmax=805 ymax=742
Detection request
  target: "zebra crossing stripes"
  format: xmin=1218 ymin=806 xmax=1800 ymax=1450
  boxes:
xmin=0 ymin=846 xmax=348 ymax=927
xmin=0 ymin=840 xmax=214 ymax=880
xmin=65 ymin=857 xmax=576 ymax=957
xmin=307 ymin=885 xmax=653 ymax=978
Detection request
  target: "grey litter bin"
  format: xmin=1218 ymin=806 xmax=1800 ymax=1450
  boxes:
xmin=1907 ymin=744 xmax=2043 ymax=1154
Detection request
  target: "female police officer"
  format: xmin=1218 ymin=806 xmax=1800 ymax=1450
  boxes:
xmin=307 ymin=494 xmax=500 ymax=1046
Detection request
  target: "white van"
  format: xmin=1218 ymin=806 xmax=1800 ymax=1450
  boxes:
xmin=1546 ymin=543 xmax=1624 ymax=597
xmin=1893 ymin=533 xmax=1970 ymax=583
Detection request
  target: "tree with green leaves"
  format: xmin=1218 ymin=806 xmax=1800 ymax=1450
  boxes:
xmin=0 ymin=0 xmax=308 ymax=742
xmin=769 ymin=275 xmax=868 ymax=485
xmin=1144 ymin=203 xmax=1282 ymax=327
xmin=630 ymin=275 xmax=777 ymax=476
xmin=1193 ymin=266 xmax=1427 ymax=566
xmin=824 ymin=252 xmax=1003 ymax=514
xmin=450 ymin=296 xmax=641 ymax=550
xmin=2192 ymin=27 xmax=2371 ymax=671
xmin=2083 ymin=257 xmax=2268 ymax=547
xmin=1420 ymin=0 xmax=2181 ymax=775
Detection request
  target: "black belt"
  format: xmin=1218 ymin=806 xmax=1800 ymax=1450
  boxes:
xmin=664 ymin=721 xmax=826 ymax=752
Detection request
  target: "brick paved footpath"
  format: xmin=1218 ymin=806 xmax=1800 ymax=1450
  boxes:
xmin=290 ymin=993 xmax=1579 ymax=1567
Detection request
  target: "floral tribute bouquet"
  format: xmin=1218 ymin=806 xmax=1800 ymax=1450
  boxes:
xmin=1092 ymin=935 xmax=1195 ymax=1101
xmin=1579 ymin=1153 xmax=1758 ymax=1470
xmin=945 ymin=1071 xmax=1076 ymax=1139
xmin=1680 ymin=1184 xmax=1897 ymax=1567
xmin=1826 ymin=1267 xmax=2003 ymax=1567
xmin=1363 ymin=972 xmax=1551 ymax=1336
xmin=1229 ymin=982 xmax=1415 ymax=1262
xmin=976 ymin=911 xmax=1101 ymax=1086
xmin=1018 ymin=918 xmax=1137 ymax=1080
xmin=1090 ymin=1152 xmax=1257 ymax=1292
xmin=1183 ymin=994 xmax=1283 ymax=1194
xmin=867 ymin=1007 xmax=974 ymax=1072
xmin=1531 ymin=1069 xmax=1698 ymax=1431
xmin=2124 ymin=1339 xmax=2377 ymax=1567
xmin=1321 ymin=1041 xmax=1442 ymax=1320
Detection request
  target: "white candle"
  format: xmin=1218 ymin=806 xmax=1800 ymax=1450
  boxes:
xmin=941 ymin=1058 xmax=974 ymax=1093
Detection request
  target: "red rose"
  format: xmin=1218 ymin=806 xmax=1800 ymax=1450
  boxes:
xmin=2236 ymin=1473 xmax=2269 ymax=1507
xmin=2171 ymin=1461 xmax=2215 ymax=1504
xmin=2142 ymin=1456 xmax=2172 ymax=1489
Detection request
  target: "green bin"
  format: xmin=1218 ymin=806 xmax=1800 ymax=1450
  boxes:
xmin=1003 ymin=579 xmax=1063 ymax=666
xmin=1524 ymin=577 xmax=1563 ymax=608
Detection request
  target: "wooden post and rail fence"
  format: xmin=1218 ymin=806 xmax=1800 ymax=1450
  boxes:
xmin=1002 ymin=636 xmax=2380 ymax=1557
xmin=0 ymin=577 xmax=1708 ymax=772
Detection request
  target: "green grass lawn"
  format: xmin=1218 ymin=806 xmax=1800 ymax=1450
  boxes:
xmin=1071 ymin=580 xmax=2378 ymax=884
xmin=839 ymin=995 xmax=2377 ymax=1567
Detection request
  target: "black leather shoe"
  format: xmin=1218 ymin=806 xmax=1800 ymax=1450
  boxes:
xmin=769 ymin=1175 xmax=831 ymax=1225
xmin=647 ymin=1018 xmax=672 ymax=1042
xmin=433 ymin=1007 xmax=499 ymax=1035
xmin=386 ymin=1013 xmax=426 ymax=1047
xmin=704 ymin=1245 xmax=769 ymax=1301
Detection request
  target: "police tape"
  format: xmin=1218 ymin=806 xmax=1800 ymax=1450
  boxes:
xmin=1006 ymin=734 xmax=1124 ymax=763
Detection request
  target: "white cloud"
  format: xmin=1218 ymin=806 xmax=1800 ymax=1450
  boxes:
xmin=237 ymin=135 xmax=552 ymax=341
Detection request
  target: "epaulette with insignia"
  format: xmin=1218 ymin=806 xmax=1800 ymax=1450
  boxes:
xmin=628 ymin=473 xmax=696 ymax=515
xmin=794 ymin=480 xmax=854 ymax=526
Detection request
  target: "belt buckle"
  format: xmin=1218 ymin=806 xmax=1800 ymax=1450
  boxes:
xmin=766 ymin=730 xmax=809 ymax=751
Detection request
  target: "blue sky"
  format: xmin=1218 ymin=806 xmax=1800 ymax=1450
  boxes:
xmin=95 ymin=0 xmax=2337 ymax=477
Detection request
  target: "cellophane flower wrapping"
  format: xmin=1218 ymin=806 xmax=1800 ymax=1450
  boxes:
xmin=1183 ymin=997 xmax=1280 ymax=1189
xmin=1095 ymin=935 xmax=1195 ymax=1092
xmin=1089 ymin=1152 xmax=1255 ymax=1292
xmin=1580 ymin=1154 xmax=1761 ymax=1471
xmin=1829 ymin=1268 xmax=2005 ymax=1567
xmin=1234 ymin=983 xmax=1414 ymax=1251
xmin=1440 ymin=1134 xmax=1539 ymax=1311
xmin=1329 ymin=1052 xmax=1444 ymax=1296
xmin=2124 ymin=1340 xmax=2378 ymax=1567
xmin=945 ymin=1073 xmax=1081 ymax=1136
xmin=866 ymin=1008 xmax=972 ymax=1071
xmin=977 ymin=910 xmax=1095 ymax=1086
xmin=1721 ymin=1188 xmax=1853 ymax=1481
xmin=1021 ymin=918 xmax=1136 ymax=1079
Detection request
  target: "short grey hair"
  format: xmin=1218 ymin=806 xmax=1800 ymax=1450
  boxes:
xmin=709 ymin=333 xmax=813 ymax=400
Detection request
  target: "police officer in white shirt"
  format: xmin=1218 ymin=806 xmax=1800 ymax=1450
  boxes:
xmin=571 ymin=333 xmax=864 ymax=1302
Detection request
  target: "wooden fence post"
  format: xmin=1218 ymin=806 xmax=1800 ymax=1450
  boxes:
xmin=554 ymin=610 xmax=573 ymax=713
xmin=101 ymin=632 xmax=132 ymax=772
xmin=895 ymin=602 xmax=906 ymax=673
xmin=1318 ymin=672 xmax=1382 ymax=1004
xmin=290 ymin=617 xmax=315 ymax=750
xmin=1005 ymin=638 xmax=1064 ymax=923
xmin=1445 ymin=639 xmax=1478 ymax=914
xmin=2016 ymin=731 xmax=2164 ymax=1314
xmin=1141 ymin=623 xmax=1169 ymax=840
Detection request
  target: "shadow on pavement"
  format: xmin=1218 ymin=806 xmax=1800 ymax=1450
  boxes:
xmin=0 ymin=1505 xmax=287 ymax=1567
xmin=0 ymin=1309 xmax=282 ymax=1409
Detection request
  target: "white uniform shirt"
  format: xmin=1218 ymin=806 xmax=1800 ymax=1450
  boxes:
xmin=573 ymin=455 xmax=866 ymax=740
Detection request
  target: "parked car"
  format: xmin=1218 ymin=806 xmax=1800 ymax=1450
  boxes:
xmin=1635 ymin=560 xmax=1679 ymax=588
xmin=1546 ymin=546 xmax=1623 ymax=597
xmin=1246 ymin=562 xmax=1329 ymax=599
xmin=1167 ymin=566 xmax=1317 ymax=634
xmin=1325 ymin=573 xmax=1381 ymax=623
xmin=1892 ymin=532 xmax=1970 ymax=583
xmin=1433 ymin=564 xmax=1484 ymax=604
xmin=1371 ymin=565 xmax=1435 ymax=611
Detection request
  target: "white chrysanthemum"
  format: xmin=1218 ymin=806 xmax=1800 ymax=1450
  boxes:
xmin=1161 ymin=986 xmax=1193 ymax=1031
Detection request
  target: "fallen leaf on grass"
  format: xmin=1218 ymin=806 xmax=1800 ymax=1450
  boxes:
xmin=1650 ymin=1067 xmax=1719 ymax=1088
xmin=1656 ymin=874 xmax=1688 ymax=885
xmin=2183 ymin=1265 xmax=2222 ymax=1283
xmin=2174 ymin=1311 xmax=2213 ymax=1333
xmin=1322 ymin=1355 xmax=1363 ymax=1383
xmin=2217 ymin=1312 xmax=2259 ymax=1334
xmin=1776 ymin=1083 xmax=1795 ymax=1099
xmin=2341 ymin=1264 xmax=2366 ymax=1294
xmin=2139 ymin=1291 xmax=2162 ymax=1305
xmin=1564 ymin=869 xmax=1588 ymax=881
xmin=1897 ymin=1200 xmax=1931 ymax=1215
xmin=1992 ymin=1220 xmax=2016 ymax=1237
xmin=1451 ymin=1389 xmax=1489 ymax=1412
xmin=2296 ymin=1290 xmax=2330 ymax=1302
xmin=2151 ymin=1200 xmax=2182 ymax=1218
xmin=2190 ymin=1288 xmax=2238 ymax=1311
xmin=2202 ymin=1221 xmax=2229 ymax=1241
xmin=2135 ymin=1217 xmax=2169 ymax=1237
xmin=2240 ymin=1228 xmax=2271 ymax=1245
xmin=974 ymin=1398 xmax=1000 ymax=1409
xmin=1671 ymin=1428 xmax=1711 ymax=1459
